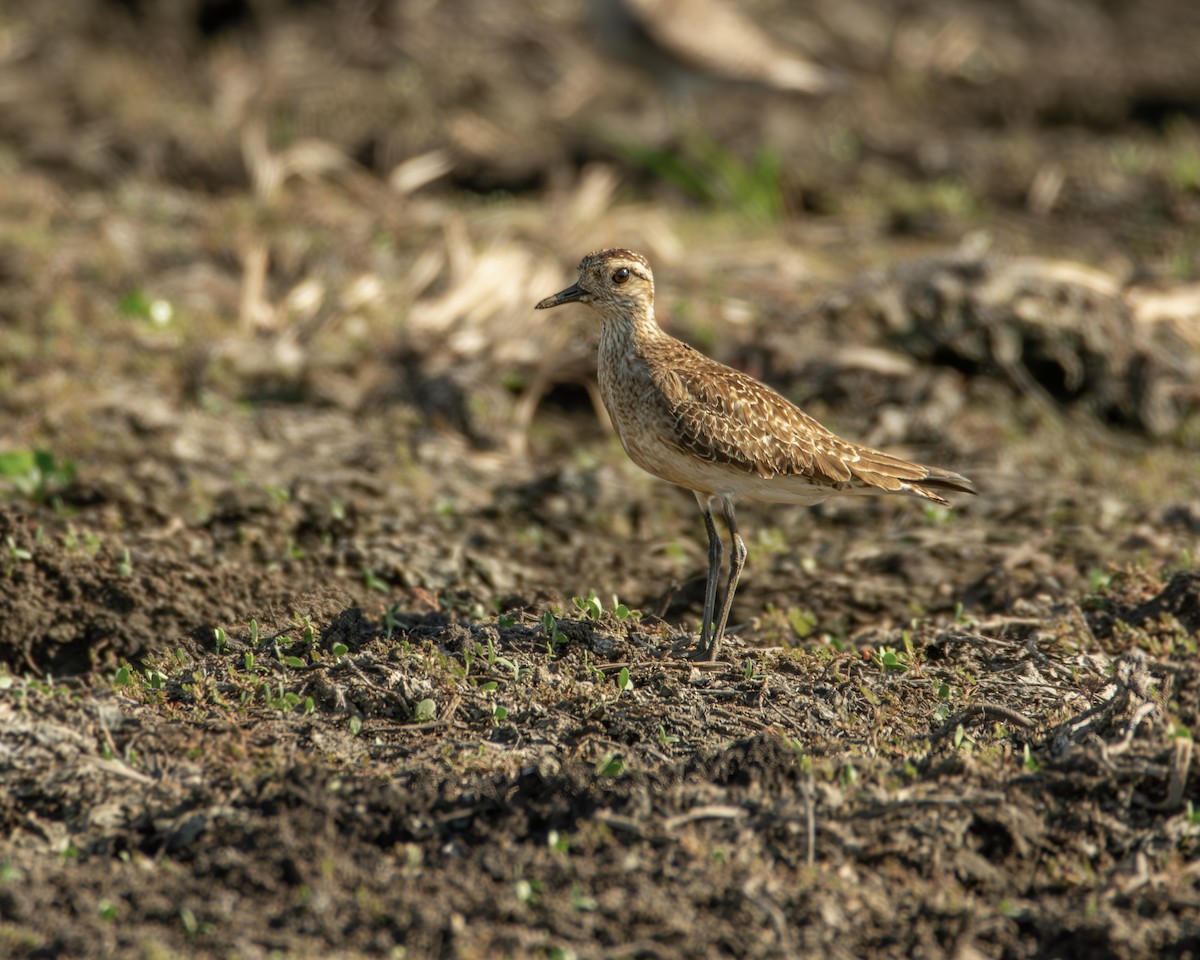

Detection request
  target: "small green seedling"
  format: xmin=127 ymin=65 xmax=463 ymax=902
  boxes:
xmin=413 ymin=698 xmax=436 ymax=722
xmin=514 ymin=877 xmax=541 ymax=906
xmin=597 ymin=755 xmax=625 ymax=777
xmin=542 ymin=611 xmax=569 ymax=652
xmin=611 ymin=596 xmax=641 ymax=621
xmin=573 ymin=591 xmax=603 ymax=620
xmin=0 ymin=449 xmax=76 ymax=502
xmin=1185 ymin=802 xmax=1200 ymax=826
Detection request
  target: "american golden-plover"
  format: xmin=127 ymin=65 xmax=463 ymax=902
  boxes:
xmin=535 ymin=249 xmax=975 ymax=662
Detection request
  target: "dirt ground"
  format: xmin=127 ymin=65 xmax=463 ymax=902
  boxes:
xmin=2 ymin=1 xmax=1200 ymax=957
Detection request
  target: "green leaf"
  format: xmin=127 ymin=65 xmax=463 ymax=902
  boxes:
xmin=118 ymin=290 xmax=152 ymax=318
xmin=0 ymin=451 xmax=35 ymax=478
xmin=598 ymin=755 xmax=625 ymax=778
xmin=787 ymin=607 xmax=817 ymax=638
xmin=414 ymin=698 xmax=436 ymax=722
xmin=882 ymin=651 xmax=907 ymax=671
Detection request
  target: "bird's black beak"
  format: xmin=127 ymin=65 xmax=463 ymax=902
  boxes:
xmin=535 ymin=282 xmax=589 ymax=310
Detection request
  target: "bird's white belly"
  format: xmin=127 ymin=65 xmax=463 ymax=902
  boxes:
xmin=617 ymin=424 xmax=832 ymax=506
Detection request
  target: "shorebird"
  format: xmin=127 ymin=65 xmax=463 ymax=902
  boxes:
xmin=535 ymin=249 xmax=975 ymax=662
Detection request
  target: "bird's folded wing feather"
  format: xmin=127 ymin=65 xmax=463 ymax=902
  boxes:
xmin=653 ymin=353 xmax=933 ymax=490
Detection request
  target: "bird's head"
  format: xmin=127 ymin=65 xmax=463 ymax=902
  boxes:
xmin=535 ymin=248 xmax=655 ymax=320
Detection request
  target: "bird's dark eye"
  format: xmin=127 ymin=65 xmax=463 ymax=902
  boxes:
xmin=612 ymin=267 xmax=631 ymax=284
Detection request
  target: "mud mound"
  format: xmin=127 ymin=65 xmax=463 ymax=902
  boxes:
xmin=812 ymin=256 xmax=1200 ymax=438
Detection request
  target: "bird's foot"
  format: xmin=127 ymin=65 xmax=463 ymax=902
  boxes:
xmin=666 ymin=632 xmax=717 ymax=662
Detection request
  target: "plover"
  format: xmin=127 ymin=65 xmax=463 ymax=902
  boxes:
xmin=536 ymin=249 xmax=975 ymax=661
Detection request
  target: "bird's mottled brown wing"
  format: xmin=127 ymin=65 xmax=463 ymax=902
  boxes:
xmin=649 ymin=341 xmax=969 ymax=499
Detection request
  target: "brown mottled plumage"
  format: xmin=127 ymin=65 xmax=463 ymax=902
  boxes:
xmin=535 ymin=248 xmax=975 ymax=661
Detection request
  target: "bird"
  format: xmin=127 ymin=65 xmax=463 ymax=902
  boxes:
xmin=535 ymin=249 xmax=976 ymax=662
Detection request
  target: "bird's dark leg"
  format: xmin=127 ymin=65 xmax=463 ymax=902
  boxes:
xmin=710 ymin=494 xmax=746 ymax=662
xmin=695 ymin=492 xmax=723 ymax=659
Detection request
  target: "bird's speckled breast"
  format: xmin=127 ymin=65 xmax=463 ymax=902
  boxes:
xmin=599 ymin=323 xmax=723 ymax=495
xmin=596 ymin=320 xmax=840 ymax=503
xmin=599 ymin=325 xmax=671 ymax=468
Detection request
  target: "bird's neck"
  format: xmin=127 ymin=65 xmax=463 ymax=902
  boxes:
xmin=599 ymin=303 xmax=665 ymax=354
xmin=596 ymin=304 xmax=665 ymax=421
